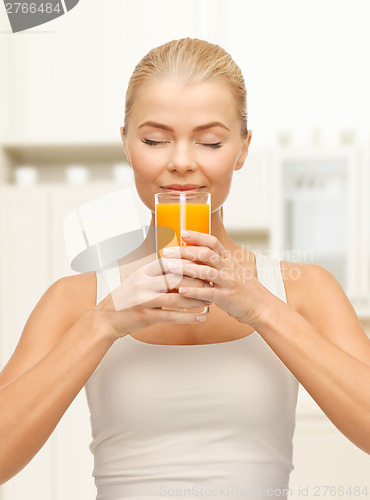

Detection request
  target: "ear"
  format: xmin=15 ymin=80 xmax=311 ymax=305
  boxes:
xmin=120 ymin=126 xmax=132 ymax=167
xmin=235 ymin=130 xmax=252 ymax=171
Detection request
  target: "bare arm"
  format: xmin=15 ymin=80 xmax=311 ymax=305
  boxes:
xmin=253 ymin=262 xmax=370 ymax=455
xmin=0 ymin=275 xmax=115 ymax=485
xmin=149 ymin=232 xmax=370 ymax=453
xmin=0 ymin=258 xmax=208 ymax=485
xmin=152 ymin=231 xmax=370 ymax=453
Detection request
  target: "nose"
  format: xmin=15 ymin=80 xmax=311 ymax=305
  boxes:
xmin=167 ymin=141 xmax=197 ymax=174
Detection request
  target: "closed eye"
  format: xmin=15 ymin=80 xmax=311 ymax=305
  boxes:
xmin=142 ymin=139 xmax=222 ymax=149
xmin=142 ymin=139 xmax=166 ymax=146
xmin=201 ymin=143 xmax=222 ymax=149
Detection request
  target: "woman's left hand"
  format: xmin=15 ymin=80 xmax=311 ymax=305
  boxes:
xmin=162 ymin=229 xmax=273 ymax=327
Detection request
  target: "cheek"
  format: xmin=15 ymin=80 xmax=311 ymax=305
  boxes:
xmin=205 ymin=149 xmax=237 ymax=183
xmin=204 ymin=149 xmax=237 ymax=210
xmin=130 ymin=145 xmax=161 ymax=180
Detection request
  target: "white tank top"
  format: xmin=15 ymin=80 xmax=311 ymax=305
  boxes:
xmin=85 ymin=252 xmax=299 ymax=500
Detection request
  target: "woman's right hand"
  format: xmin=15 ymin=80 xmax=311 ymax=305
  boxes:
xmin=93 ymin=256 xmax=209 ymax=340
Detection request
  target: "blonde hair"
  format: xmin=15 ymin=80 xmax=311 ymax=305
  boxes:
xmin=123 ymin=37 xmax=248 ymax=138
xmin=123 ymin=37 xmax=248 ymax=221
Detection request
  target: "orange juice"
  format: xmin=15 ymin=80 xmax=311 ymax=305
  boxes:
xmin=156 ymin=202 xmax=210 ymax=259
xmin=155 ymin=192 xmax=211 ymax=314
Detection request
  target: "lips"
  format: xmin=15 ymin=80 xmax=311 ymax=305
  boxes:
xmin=161 ymin=184 xmax=204 ymax=191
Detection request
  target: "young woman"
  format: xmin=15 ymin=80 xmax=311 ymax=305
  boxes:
xmin=0 ymin=38 xmax=369 ymax=499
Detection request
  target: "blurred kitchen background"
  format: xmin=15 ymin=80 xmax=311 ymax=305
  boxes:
xmin=0 ymin=1 xmax=369 ymax=499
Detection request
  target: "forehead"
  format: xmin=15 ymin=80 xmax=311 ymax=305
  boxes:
xmin=129 ymin=79 xmax=238 ymax=129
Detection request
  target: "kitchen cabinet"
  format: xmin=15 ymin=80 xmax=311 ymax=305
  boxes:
xmin=359 ymin=145 xmax=370 ymax=304
xmin=0 ymin=188 xmax=54 ymax=500
xmin=0 ymin=0 xmax=216 ymax=144
xmin=0 ymin=188 xmax=50 ymax=360
xmin=270 ymin=147 xmax=360 ymax=300
xmin=290 ymin=402 xmax=370 ymax=499
xmin=0 ymin=183 xmax=128 ymax=500
xmin=223 ymin=147 xmax=272 ymax=231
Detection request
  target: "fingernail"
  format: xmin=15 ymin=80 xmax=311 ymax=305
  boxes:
xmin=196 ymin=315 xmax=206 ymax=322
xmin=181 ymin=230 xmax=190 ymax=238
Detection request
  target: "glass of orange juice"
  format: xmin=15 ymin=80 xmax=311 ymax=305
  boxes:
xmin=155 ymin=191 xmax=211 ymax=315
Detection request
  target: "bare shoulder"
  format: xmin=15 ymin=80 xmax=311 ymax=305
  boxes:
xmin=29 ymin=272 xmax=98 ymax=334
xmin=0 ymin=272 xmax=97 ymax=387
xmin=280 ymin=260 xmax=348 ymax=317
xmin=279 ymin=260 xmax=329 ymax=314
xmin=280 ymin=260 xmax=370 ymax=364
xmin=57 ymin=272 xmax=97 ymax=325
xmin=19 ymin=271 xmax=97 ymax=342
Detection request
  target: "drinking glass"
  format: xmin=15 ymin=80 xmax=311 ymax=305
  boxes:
xmin=155 ymin=191 xmax=211 ymax=314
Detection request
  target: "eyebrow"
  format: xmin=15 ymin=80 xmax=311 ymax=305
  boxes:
xmin=138 ymin=121 xmax=230 ymax=132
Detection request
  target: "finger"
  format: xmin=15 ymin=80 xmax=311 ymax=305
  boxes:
xmin=144 ymin=256 xmax=190 ymax=277
xmin=148 ymin=290 xmax=210 ymax=310
xmin=180 ymin=230 xmax=229 ymax=259
xmin=178 ymin=284 xmax=214 ymax=304
xmin=163 ymin=259 xmax=219 ymax=285
xmin=144 ymin=257 xmax=168 ymax=276
xmin=141 ymin=258 xmax=184 ymax=293
xmin=152 ymin=274 xmax=207 ymax=293
xmin=163 ymin=244 xmax=226 ymax=271
xmin=174 ymin=276 xmax=209 ymax=289
xmin=110 ymin=284 xmax=207 ymax=312
xmin=147 ymin=256 xmax=211 ymax=284
xmin=150 ymin=308 xmax=207 ymax=325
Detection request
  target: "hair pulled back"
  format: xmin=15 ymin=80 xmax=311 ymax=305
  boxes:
xmin=123 ymin=37 xmax=248 ymax=138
